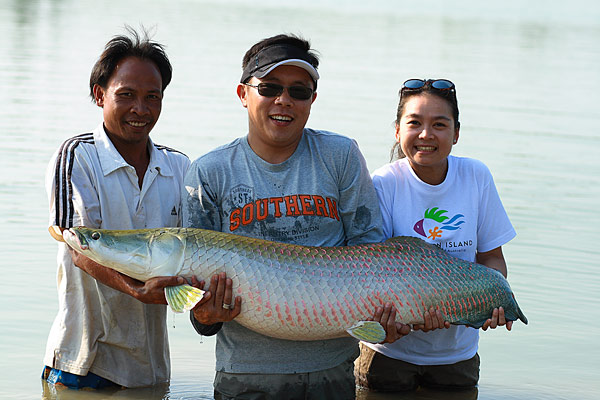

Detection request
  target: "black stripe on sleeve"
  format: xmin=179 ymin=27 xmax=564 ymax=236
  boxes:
xmin=154 ymin=143 xmax=188 ymax=157
xmin=52 ymin=133 xmax=94 ymax=228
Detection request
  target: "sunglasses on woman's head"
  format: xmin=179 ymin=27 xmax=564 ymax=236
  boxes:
xmin=402 ymin=79 xmax=455 ymax=91
xmin=244 ymin=82 xmax=314 ymax=101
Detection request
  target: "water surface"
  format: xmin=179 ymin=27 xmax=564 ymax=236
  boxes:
xmin=1 ymin=1 xmax=599 ymax=399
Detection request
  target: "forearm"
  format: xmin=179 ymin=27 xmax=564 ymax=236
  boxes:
xmin=70 ymin=250 xmax=142 ymax=298
xmin=476 ymin=246 xmax=507 ymax=278
xmin=477 ymin=247 xmax=514 ymax=331
xmin=69 ymin=245 xmax=183 ymax=304
xmin=189 ymin=312 xmax=222 ymax=336
xmin=53 ymin=226 xmax=137 ymax=297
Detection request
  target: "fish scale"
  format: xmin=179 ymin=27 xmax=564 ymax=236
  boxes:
xmin=62 ymin=227 xmax=527 ymax=341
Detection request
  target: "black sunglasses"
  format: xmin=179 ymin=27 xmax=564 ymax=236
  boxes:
xmin=402 ymin=79 xmax=455 ymax=91
xmin=245 ymin=82 xmax=314 ymax=101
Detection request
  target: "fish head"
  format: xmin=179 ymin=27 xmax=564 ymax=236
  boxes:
xmin=63 ymin=227 xmax=154 ymax=278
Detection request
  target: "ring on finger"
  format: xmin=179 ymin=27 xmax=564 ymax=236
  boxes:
xmin=222 ymin=303 xmax=232 ymax=310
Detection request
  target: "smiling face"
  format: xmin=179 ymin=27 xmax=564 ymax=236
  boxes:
xmin=93 ymin=56 xmax=163 ymax=147
xmin=237 ymin=65 xmax=317 ymax=164
xmin=396 ymin=92 xmax=460 ymax=185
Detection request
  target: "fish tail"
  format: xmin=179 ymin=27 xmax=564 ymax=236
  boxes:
xmin=514 ymin=304 xmax=528 ymax=325
xmin=503 ymin=300 xmax=528 ymax=325
xmin=509 ymin=292 xmax=528 ymax=325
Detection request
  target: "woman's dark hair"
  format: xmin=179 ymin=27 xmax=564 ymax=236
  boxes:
xmin=390 ymin=81 xmax=460 ymax=161
xmin=89 ymin=26 xmax=172 ymax=103
xmin=242 ymin=34 xmax=320 ymax=89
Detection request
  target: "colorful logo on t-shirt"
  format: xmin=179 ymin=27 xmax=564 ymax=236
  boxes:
xmin=413 ymin=207 xmax=465 ymax=241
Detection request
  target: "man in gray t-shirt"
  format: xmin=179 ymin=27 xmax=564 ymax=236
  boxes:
xmin=183 ymin=34 xmax=408 ymax=399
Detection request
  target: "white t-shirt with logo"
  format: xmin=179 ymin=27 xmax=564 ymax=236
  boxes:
xmin=365 ymin=155 xmax=516 ymax=365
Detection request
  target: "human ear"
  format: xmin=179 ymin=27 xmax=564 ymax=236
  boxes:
xmin=453 ymin=126 xmax=460 ymax=145
xmin=394 ymin=123 xmax=401 ymax=142
xmin=236 ymin=84 xmax=248 ymax=108
xmin=93 ymin=84 xmax=105 ymax=107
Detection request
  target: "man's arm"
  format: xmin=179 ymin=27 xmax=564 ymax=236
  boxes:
xmin=47 ymin=144 xmax=184 ymax=304
xmin=338 ymin=140 xmax=385 ymax=245
xmin=65 ymin=233 xmax=184 ymax=304
xmin=188 ymin=274 xmax=241 ymax=336
xmin=182 ymin=162 xmax=242 ymax=335
xmin=335 ymin=141 xmax=413 ymax=341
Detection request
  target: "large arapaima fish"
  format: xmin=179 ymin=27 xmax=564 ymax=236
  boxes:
xmin=57 ymin=226 xmax=527 ymax=343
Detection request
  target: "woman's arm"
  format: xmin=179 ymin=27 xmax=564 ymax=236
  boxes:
xmin=476 ymin=246 xmax=507 ymax=278
xmin=476 ymin=246 xmax=512 ymax=330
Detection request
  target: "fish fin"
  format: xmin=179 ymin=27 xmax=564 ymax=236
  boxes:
xmin=346 ymin=321 xmax=386 ymax=344
xmin=459 ymin=319 xmax=485 ymax=329
xmin=164 ymin=284 xmax=205 ymax=313
xmin=457 ymin=305 xmax=530 ymax=329
xmin=48 ymin=226 xmax=65 ymax=242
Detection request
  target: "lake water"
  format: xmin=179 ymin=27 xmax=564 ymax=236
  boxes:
xmin=1 ymin=0 xmax=599 ymax=399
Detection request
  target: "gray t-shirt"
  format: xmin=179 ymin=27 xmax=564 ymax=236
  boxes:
xmin=183 ymin=128 xmax=383 ymax=374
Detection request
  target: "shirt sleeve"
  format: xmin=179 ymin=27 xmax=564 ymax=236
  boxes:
xmin=371 ymin=172 xmax=395 ymax=241
xmin=46 ymin=142 xmax=101 ymax=229
xmin=182 ymin=158 xmax=224 ymax=335
xmin=182 ymin=159 xmax=221 ymax=230
xmin=337 ymin=140 xmax=384 ymax=245
xmin=476 ymin=167 xmax=516 ymax=252
xmin=175 ymin=156 xmax=192 ymax=228
xmin=189 ymin=312 xmax=223 ymax=336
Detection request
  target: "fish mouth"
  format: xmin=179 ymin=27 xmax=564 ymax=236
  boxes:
xmin=63 ymin=228 xmax=89 ymax=250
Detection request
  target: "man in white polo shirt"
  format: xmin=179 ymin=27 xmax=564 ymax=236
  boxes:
xmin=42 ymin=28 xmax=190 ymax=389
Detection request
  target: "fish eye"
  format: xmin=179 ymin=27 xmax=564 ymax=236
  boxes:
xmin=91 ymin=232 xmax=100 ymax=240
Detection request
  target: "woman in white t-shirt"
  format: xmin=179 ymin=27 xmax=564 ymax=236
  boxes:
xmin=355 ymin=79 xmax=516 ymax=392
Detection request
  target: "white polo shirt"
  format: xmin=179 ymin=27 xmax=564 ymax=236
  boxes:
xmin=44 ymin=123 xmax=190 ymax=387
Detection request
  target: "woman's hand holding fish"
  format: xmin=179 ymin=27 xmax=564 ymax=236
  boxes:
xmin=372 ymin=303 xmax=412 ymax=343
xmin=482 ymin=307 xmax=513 ymax=331
xmin=413 ymin=308 xmax=451 ymax=332
xmin=190 ymin=273 xmax=242 ymax=325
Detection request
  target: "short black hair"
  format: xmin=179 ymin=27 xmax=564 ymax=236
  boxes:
xmin=242 ymin=34 xmax=319 ymax=88
xmin=89 ymin=26 xmax=172 ymax=103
